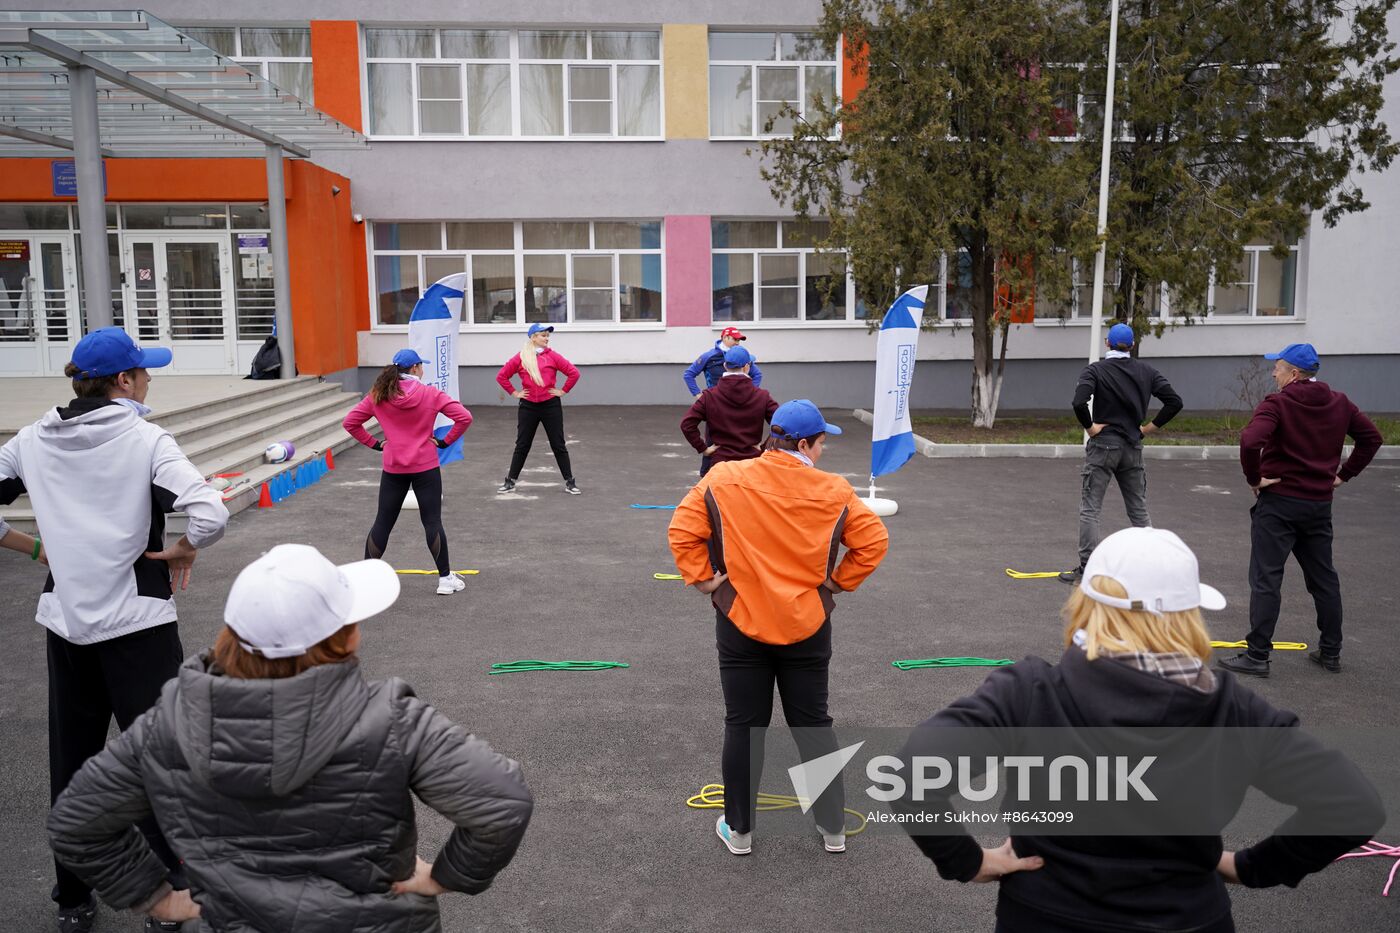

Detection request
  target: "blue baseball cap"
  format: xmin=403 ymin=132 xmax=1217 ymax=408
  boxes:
xmin=723 ymin=345 xmax=753 ymax=368
xmin=70 ymin=326 xmax=172 ymax=378
xmin=527 ymin=323 xmax=555 ymax=336
xmin=392 ymin=348 xmax=427 ymax=369
xmin=1264 ymin=343 xmax=1319 ymax=371
xmin=1106 ymin=323 xmax=1135 ymax=348
xmin=771 ymin=399 xmax=842 ymax=440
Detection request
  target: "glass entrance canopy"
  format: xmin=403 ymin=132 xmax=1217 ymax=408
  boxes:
xmin=0 ymin=11 xmax=365 ymax=157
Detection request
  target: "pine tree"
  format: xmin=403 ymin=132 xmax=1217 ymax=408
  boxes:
xmin=1077 ymin=0 xmax=1398 ymax=342
xmin=761 ymin=0 xmax=1397 ymax=425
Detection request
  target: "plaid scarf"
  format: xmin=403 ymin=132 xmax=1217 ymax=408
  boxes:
xmin=1103 ymin=649 xmax=1217 ymax=694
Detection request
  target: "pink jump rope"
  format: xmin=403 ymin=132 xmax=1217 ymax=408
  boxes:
xmin=1336 ymin=840 xmax=1400 ymax=896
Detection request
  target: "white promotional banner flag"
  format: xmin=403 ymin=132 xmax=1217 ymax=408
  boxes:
xmin=407 ymin=273 xmax=467 ymax=466
xmin=870 ymin=285 xmax=929 ymax=478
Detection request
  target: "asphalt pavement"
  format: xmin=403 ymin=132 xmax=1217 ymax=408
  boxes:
xmin=1 ymin=405 xmax=1396 ymax=932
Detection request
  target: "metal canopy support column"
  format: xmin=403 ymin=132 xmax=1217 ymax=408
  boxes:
xmin=68 ymin=64 xmax=111 ymax=330
xmin=265 ymin=143 xmax=296 ymax=378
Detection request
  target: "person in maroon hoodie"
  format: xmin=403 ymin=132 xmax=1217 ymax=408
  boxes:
xmin=680 ymin=346 xmax=778 ymax=478
xmin=1218 ymin=343 xmax=1382 ymax=678
xmin=343 ymin=349 xmax=473 ymax=596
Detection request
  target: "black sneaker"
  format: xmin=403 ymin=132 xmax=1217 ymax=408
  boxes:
xmin=1057 ymin=568 xmax=1083 ymax=585
xmin=1307 ymin=649 xmax=1342 ymax=673
xmin=1217 ymin=652 xmax=1270 ymax=678
xmin=564 ymin=480 xmax=581 ymax=495
xmin=56 ymin=896 xmax=96 ymax=933
xmin=497 ymin=477 xmax=516 ymax=493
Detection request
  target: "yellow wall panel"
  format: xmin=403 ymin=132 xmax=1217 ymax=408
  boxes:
xmin=663 ymin=24 xmax=709 ymax=140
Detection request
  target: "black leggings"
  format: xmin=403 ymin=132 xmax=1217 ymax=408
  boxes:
xmin=716 ymin=612 xmax=842 ymax=835
xmin=365 ymin=468 xmax=449 ymax=575
xmin=508 ymin=397 xmax=573 ymax=481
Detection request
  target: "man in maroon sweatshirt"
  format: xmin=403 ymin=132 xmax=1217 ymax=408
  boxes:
xmin=1219 ymin=343 xmax=1382 ymax=679
xmin=680 ymin=346 xmax=778 ymax=478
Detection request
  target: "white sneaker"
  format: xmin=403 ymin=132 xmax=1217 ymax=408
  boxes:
xmin=819 ymin=826 xmax=846 ymax=853
xmin=436 ymin=573 xmax=466 ymax=595
xmin=715 ymin=815 xmax=752 ymax=855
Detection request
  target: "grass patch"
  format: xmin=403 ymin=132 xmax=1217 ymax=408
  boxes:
xmin=909 ymin=414 xmax=1400 ymax=446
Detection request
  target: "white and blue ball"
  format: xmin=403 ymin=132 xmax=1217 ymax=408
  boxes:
xmin=263 ymin=441 xmax=296 ymax=464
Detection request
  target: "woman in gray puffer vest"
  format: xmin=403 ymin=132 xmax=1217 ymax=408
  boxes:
xmin=47 ymin=544 xmax=533 ymax=933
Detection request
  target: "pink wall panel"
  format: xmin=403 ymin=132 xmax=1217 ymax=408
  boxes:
xmin=665 ymin=215 xmax=713 ymax=327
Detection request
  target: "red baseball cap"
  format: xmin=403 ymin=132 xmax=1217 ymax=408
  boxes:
xmin=720 ymin=326 xmax=747 ymax=341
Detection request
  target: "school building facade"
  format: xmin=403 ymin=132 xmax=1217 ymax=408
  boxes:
xmin=2 ymin=1 xmax=1398 ymax=411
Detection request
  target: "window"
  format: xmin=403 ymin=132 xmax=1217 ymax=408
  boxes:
xmin=1047 ymin=66 xmax=1085 ymax=140
xmin=1204 ymin=243 xmax=1299 ymax=317
xmin=370 ymin=220 xmax=663 ymax=326
xmin=709 ymin=31 xmax=838 ymax=138
xmin=180 ymin=26 xmax=314 ymax=104
xmin=1034 ymin=254 xmax=1110 ymax=320
xmin=711 ymin=219 xmax=855 ymax=322
xmin=1030 ymin=244 xmax=1298 ymax=321
xmin=364 ymin=28 xmax=661 ymax=138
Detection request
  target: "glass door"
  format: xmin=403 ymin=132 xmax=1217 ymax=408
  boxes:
xmin=0 ymin=236 xmax=77 ymax=375
xmin=122 ymin=234 xmax=236 ymax=373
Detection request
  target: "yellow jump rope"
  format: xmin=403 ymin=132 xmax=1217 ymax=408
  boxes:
xmin=685 ymin=783 xmax=870 ymax=836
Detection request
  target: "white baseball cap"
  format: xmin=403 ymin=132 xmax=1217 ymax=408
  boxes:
xmin=225 ymin=544 xmax=400 ymax=659
xmin=1080 ymin=527 xmax=1226 ymax=614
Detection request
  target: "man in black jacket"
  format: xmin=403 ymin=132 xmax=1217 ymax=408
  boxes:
xmin=1060 ymin=323 xmax=1183 ymax=584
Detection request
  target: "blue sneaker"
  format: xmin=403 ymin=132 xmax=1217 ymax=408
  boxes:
xmin=715 ymin=815 xmax=752 ymax=855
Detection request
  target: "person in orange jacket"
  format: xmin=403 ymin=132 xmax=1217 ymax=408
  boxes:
xmin=667 ymin=399 xmax=889 ymax=857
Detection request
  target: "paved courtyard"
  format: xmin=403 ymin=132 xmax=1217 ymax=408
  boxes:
xmin=1 ymin=405 xmax=1395 ymax=932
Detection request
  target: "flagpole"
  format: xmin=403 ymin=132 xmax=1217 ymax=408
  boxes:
xmin=1087 ymin=0 xmax=1120 ymax=366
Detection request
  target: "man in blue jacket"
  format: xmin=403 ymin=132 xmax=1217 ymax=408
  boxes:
xmin=683 ymin=327 xmax=765 ymax=475
xmin=683 ymin=327 xmax=764 ymax=396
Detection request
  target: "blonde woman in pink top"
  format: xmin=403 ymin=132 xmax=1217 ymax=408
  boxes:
xmin=343 ymin=349 xmax=473 ymax=594
xmin=494 ymin=324 xmax=581 ymax=494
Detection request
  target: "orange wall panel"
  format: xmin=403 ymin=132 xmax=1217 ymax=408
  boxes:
xmin=843 ymin=37 xmax=869 ymax=107
xmin=1 ymin=156 xmax=367 ymax=376
xmin=311 ymin=21 xmax=364 ymax=133
xmin=0 ymin=157 xmax=267 ymax=201
xmin=285 ymin=160 xmax=367 ymax=374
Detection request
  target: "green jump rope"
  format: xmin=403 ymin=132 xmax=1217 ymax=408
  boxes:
xmin=488 ymin=660 xmax=631 ymax=675
xmin=892 ymin=657 xmax=1015 ymax=670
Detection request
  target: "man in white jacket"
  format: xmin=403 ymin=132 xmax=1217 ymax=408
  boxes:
xmin=0 ymin=327 xmax=228 ymax=932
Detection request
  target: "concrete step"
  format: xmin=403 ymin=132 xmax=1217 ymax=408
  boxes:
xmin=180 ymin=392 xmax=356 ymax=471
xmin=192 ymin=406 xmax=375 ymax=482
xmin=2 ymin=380 xmax=373 ymax=535
xmin=0 ymin=376 xmax=325 ymax=449
xmin=217 ymin=425 xmax=369 ymax=519
xmin=160 ymin=381 xmax=345 ymax=449
xmin=150 ymin=376 xmax=326 ymax=434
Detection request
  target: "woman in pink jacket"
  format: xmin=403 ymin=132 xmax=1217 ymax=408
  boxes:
xmin=343 ymin=349 xmax=473 ymax=594
xmin=495 ymin=324 xmax=582 ymax=494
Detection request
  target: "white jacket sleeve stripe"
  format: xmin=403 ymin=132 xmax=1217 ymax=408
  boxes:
xmin=151 ymin=433 xmax=228 ymax=549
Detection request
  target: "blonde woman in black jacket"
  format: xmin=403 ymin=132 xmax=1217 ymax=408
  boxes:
xmin=893 ymin=527 xmax=1383 ymax=933
xmin=47 ymin=544 xmax=533 ymax=933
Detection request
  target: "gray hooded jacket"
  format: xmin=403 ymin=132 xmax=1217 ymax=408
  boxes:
xmin=48 ymin=654 xmax=533 ymax=932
